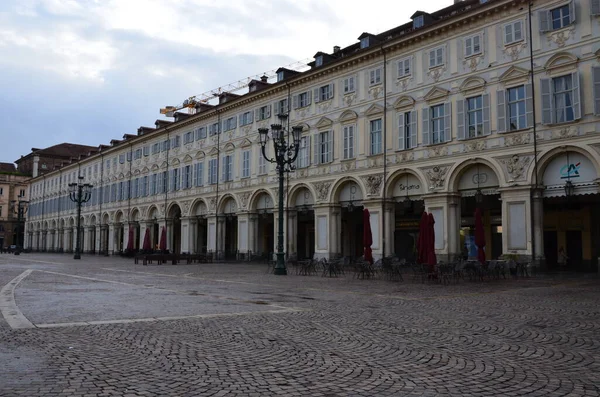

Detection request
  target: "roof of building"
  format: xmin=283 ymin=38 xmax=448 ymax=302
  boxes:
xmin=16 ymin=143 xmax=97 ymax=163
xmin=0 ymin=162 xmax=16 ymax=173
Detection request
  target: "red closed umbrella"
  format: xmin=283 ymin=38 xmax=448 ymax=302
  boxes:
xmin=142 ymin=228 xmax=151 ymax=251
xmin=159 ymin=226 xmax=167 ymax=252
xmin=126 ymin=227 xmax=134 ymax=251
xmin=363 ymin=208 xmax=373 ymax=265
xmin=427 ymin=212 xmax=437 ymax=268
xmin=416 ymin=212 xmax=428 ymax=264
xmin=474 ymin=207 xmax=486 ymax=264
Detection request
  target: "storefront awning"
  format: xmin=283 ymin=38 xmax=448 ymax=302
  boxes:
xmin=544 ymin=182 xmax=599 ymax=198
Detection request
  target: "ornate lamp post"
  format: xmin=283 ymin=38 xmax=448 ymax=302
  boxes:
xmin=258 ymin=114 xmax=303 ymax=275
xmin=68 ymin=176 xmax=92 ymax=260
xmin=10 ymin=199 xmax=28 ymax=255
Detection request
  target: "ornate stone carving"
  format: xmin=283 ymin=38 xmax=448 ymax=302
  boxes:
xmin=271 ymin=188 xmax=286 ymax=201
xmin=500 ymin=154 xmax=531 ymax=182
xmin=395 ymin=152 xmax=414 ymax=164
xmin=158 ymin=204 xmax=165 ymax=217
xmin=318 ymin=100 xmax=332 ymax=113
xmin=242 ymin=126 xmax=252 ymax=136
xmin=208 ymin=198 xmax=217 ymax=212
xmin=465 ymin=140 xmax=486 ymax=152
xmin=553 ymin=125 xmax=578 ymax=140
xmin=428 ymin=146 xmax=448 ymax=157
xmin=424 ymin=166 xmax=449 ymax=190
xmin=395 ymin=78 xmax=412 ymax=91
xmin=361 ymin=175 xmax=383 ymax=196
xmin=462 ymin=55 xmax=482 ymax=73
xmin=341 ymin=161 xmax=356 ymax=172
xmin=239 ymin=192 xmax=251 ymax=209
xmin=504 ymin=132 xmax=530 ymax=147
xmin=368 ymin=86 xmax=383 ymax=99
xmin=295 ymin=109 xmax=308 ymax=119
xmin=547 ymin=26 xmax=575 ymax=48
xmin=343 ymin=94 xmax=356 ymax=106
xmin=181 ymin=200 xmax=191 ymax=216
xmin=427 ymin=66 xmax=446 ymax=83
xmin=503 ymin=42 xmax=527 ymax=62
xmin=312 ymin=181 xmax=332 ymax=202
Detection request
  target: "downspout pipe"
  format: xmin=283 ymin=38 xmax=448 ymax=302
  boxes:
xmin=528 ymin=1 xmax=540 ymax=264
xmin=381 ymin=45 xmax=388 ymax=261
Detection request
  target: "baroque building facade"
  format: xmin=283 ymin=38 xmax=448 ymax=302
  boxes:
xmin=25 ymin=0 xmax=600 ymax=271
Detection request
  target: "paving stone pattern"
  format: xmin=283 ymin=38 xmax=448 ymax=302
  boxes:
xmin=0 ymin=254 xmax=599 ymax=396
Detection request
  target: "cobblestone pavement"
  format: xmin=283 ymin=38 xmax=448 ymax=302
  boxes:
xmin=0 ymin=254 xmax=599 ymax=396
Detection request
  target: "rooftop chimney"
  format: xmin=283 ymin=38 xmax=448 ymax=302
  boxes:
xmin=333 ymin=45 xmax=340 ymax=53
xmin=260 ymin=75 xmax=268 ymax=82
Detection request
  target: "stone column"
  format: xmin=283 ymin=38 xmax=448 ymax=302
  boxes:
xmin=499 ymin=186 xmax=535 ymax=263
xmin=95 ymin=225 xmax=102 ymax=254
xmin=362 ymin=200 xmax=383 ymax=261
xmin=180 ymin=217 xmax=192 ymax=254
xmin=328 ymin=206 xmax=341 ymax=258
xmin=189 ymin=218 xmax=197 ymax=253
xmin=83 ymin=226 xmax=91 ymax=253
xmin=447 ymin=194 xmax=461 ymax=261
xmin=196 ymin=218 xmax=205 ymax=253
xmin=107 ymin=223 xmax=115 ymax=254
xmin=206 ymin=215 xmax=218 ymax=256
xmin=384 ymin=202 xmax=395 ymax=258
xmin=313 ymin=204 xmax=330 ymax=260
xmin=531 ymin=187 xmax=545 ymax=268
xmin=218 ymin=217 xmax=226 ymax=258
xmin=287 ymin=210 xmax=297 ymax=258
xmin=422 ymin=194 xmax=457 ymax=263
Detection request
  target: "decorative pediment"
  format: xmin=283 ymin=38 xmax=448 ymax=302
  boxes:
xmin=125 ymin=171 xmax=132 ymax=177
xmin=240 ymin=138 xmax=253 ymax=148
xmin=171 ymin=158 xmax=180 ymax=166
xmin=365 ymin=103 xmax=384 ymax=116
xmin=393 ymin=95 xmax=415 ymax=111
xmin=141 ymin=166 xmax=149 ymax=174
xmin=423 ymin=86 xmax=450 ymax=103
xmin=544 ymin=51 xmax=578 ymax=74
xmin=224 ymin=142 xmax=236 ymax=153
xmin=339 ymin=110 xmax=358 ymax=123
xmin=183 ymin=154 xmax=193 ymax=163
xmin=195 ymin=151 xmax=206 ymax=160
xmin=208 ymin=147 xmax=219 ymax=156
xmin=459 ymin=76 xmax=486 ymax=94
xmin=133 ymin=169 xmax=141 ymax=175
xmin=498 ymin=66 xmax=530 ymax=85
xmin=151 ymin=164 xmax=159 ymax=171
xmin=315 ymin=117 xmax=333 ymax=129
xmin=118 ymin=173 xmax=125 ymax=180
xmin=160 ymin=161 xmax=168 ymax=169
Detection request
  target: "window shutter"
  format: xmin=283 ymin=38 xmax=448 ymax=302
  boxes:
xmin=238 ymin=114 xmax=243 ymax=126
xmin=457 ymin=99 xmax=465 ymax=140
xmin=422 ymin=107 xmax=430 ymax=145
xmin=328 ymin=83 xmax=335 ymax=100
xmin=539 ymin=10 xmax=550 ymax=32
xmin=497 ymin=90 xmax=506 ymax=133
xmin=221 ymin=157 xmax=226 ymax=181
xmin=293 ymin=95 xmax=299 ymax=109
xmin=592 ymin=0 xmax=600 ymax=16
xmin=465 ymin=37 xmax=472 ymax=57
xmin=593 ymin=67 xmax=600 ymax=115
xmin=525 ymin=84 xmax=534 ymax=128
xmin=569 ymin=0 xmax=576 ymax=24
xmin=305 ymin=136 xmax=311 ymax=166
xmin=397 ymin=113 xmax=405 ymax=150
xmin=572 ymin=71 xmax=581 ymax=120
xmin=255 ymin=108 xmax=260 ymax=121
xmin=410 ymin=110 xmax=417 ymax=149
xmin=541 ymin=78 xmax=553 ymax=124
xmin=313 ymin=135 xmax=319 ymax=165
xmin=482 ymin=94 xmax=491 ymax=136
xmin=444 ymin=102 xmax=452 ymax=142
xmin=504 ymin=24 xmax=512 ymax=44
xmin=328 ymin=130 xmax=333 ymax=162
xmin=248 ymin=111 xmax=253 ymax=123
xmin=273 ymin=101 xmax=279 ymax=115
xmin=232 ymin=117 xmax=237 ymax=129
xmin=307 ymin=90 xmax=312 ymax=106
xmin=231 ymin=153 xmax=235 ymax=180
xmin=266 ymin=104 xmax=271 ymax=118
xmin=313 ymin=88 xmax=321 ymax=103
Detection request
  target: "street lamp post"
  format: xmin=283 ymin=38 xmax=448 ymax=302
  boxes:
xmin=10 ymin=199 xmax=28 ymax=255
xmin=68 ymin=176 xmax=92 ymax=260
xmin=258 ymin=114 xmax=303 ymax=275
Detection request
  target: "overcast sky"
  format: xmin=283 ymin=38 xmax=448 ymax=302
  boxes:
xmin=0 ymin=0 xmax=450 ymax=165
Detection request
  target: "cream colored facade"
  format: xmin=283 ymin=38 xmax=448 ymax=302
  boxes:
xmin=25 ymin=0 xmax=600 ymax=269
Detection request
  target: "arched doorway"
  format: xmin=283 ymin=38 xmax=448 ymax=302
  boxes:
xmin=219 ymin=197 xmax=238 ymax=260
xmin=541 ymin=151 xmax=599 ymax=271
xmin=291 ymin=187 xmax=315 ymax=260
xmin=130 ymin=209 xmax=141 ymax=252
xmin=167 ymin=204 xmax=182 ymax=254
xmin=388 ymin=172 xmax=425 ymax=262
xmin=147 ymin=207 xmax=159 ymax=251
xmin=89 ymin=216 xmax=97 ymax=254
xmin=114 ymin=212 xmax=124 ymax=253
xmin=101 ymin=213 xmax=110 ymax=255
xmin=337 ymin=180 xmax=365 ymax=259
xmin=251 ymin=192 xmax=274 ymax=257
xmin=457 ymin=163 xmax=502 ymax=261
xmin=192 ymin=200 xmax=208 ymax=254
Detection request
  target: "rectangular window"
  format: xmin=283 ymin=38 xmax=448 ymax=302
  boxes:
xmin=370 ymin=119 xmax=382 ymax=155
xmin=126 ymin=152 xmax=132 ymax=162
xmin=161 ymin=171 xmax=168 ymax=194
xmin=208 ymin=159 xmax=218 ymax=184
xmin=318 ymin=131 xmax=331 ymax=164
xmin=132 ymin=178 xmax=139 ymax=198
xmin=275 ymin=99 xmax=288 ymax=116
xmin=224 ymin=117 xmax=236 ymax=131
xmin=343 ymin=76 xmax=355 ymax=94
xmin=369 ymin=68 xmax=382 ymax=86
xmin=239 ymin=111 xmax=253 ymax=126
xmin=195 ymin=127 xmax=207 ymax=140
xmin=397 ymin=58 xmax=411 ymax=79
xmin=242 ymin=150 xmax=251 ymax=178
xmin=413 ymin=15 xmax=424 ymax=29
xmin=551 ymin=4 xmax=571 ymax=30
xmin=194 ymin=162 xmax=204 ymax=187
xmin=184 ymin=131 xmax=193 ymax=144
xmin=171 ymin=168 xmax=180 ymax=191
xmin=343 ymin=125 xmax=355 ymax=159
xmin=134 ymin=148 xmax=143 ymax=160
xmin=142 ymin=176 xmax=148 ymax=196
xmin=431 ymin=104 xmax=445 ymax=144
xmin=258 ymin=105 xmax=271 ymax=120
xmin=466 ymin=96 xmax=484 ymax=138
xmin=119 ymin=154 xmax=125 ymax=164
xmin=152 ymin=143 xmax=160 ymax=154
xmin=319 ymin=85 xmax=330 ymax=101
xmin=183 ymin=165 xmax=192 ymax=189
xmin=504 ymin=20 xmax=523 ymax=45
xmin=143 ymin=146 xmax=149 ymax=156
xmin=507 ymin=86 xmax=527 ymax=130
xmin=315 ymin=56 xmax=323 ymax=67
xmin=150 ymin=174 xmax=157 ymax=195
xmin=19 ymin=189 xmax=26 ymax=197
xmin=297 ymin=136 xmax=310 ymax=168
xmin=553 ymin=74 xmax=575 ymax=123
xmin=398 ymin=111 xmax=413 ymax=150
xmin=222 ymin=155 xmax=233 ymax=182
xmin=112 ymin=157 xmax=117 ymax=167
xmin=429 ymin=47 xmax=444 ymax=68
xmin=465 ymin=35 xmax=481 ymax=57
xmin=360 ymin=37 xmax=369 ymax=49
xmin=209 ymin=123 xmax=220 ymax=136
xmin=298 ymin=92 xmax=309 ymax=108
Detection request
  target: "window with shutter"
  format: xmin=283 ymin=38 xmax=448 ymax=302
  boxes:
xmin=296 ymin=136 xmax=310 ymax=168
xmin=370 ymin=119 xmax=382 ymax=155
xmin=343 ymin=76 xmax=355 ymax=94
xmin=369 ymin=68 xmax=382 ymax=86
xmin=242 ymin=151 xmax=251 ymax=178
xmin=465 ymin=35 xmax=482 ymax=57
xmin=429 ymin=47 xmax=444 ymax=68
xmin=592 ymin=0 xmax=600 ymax=16
xmin=593 ymin=66 xmax=600 ymax=116
xmin=553 ymin=74 xmax=577 ymax=123
xmin=343 ymin=125 xmax=355 ymax=159
xmin=409 ymin=111 xmax=417 ymax=149
xmin=430 ymin=104 xmax=445 ymax=144
xmin=397 ymin=57 xmax=411 ymax=79
xmin=541 ymin=78 xmax=553 ymax=124
xmin=504 ymin=20 xmax=523 ymax=45
xmin=398 ymin=112 xmax=412 ymax=150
